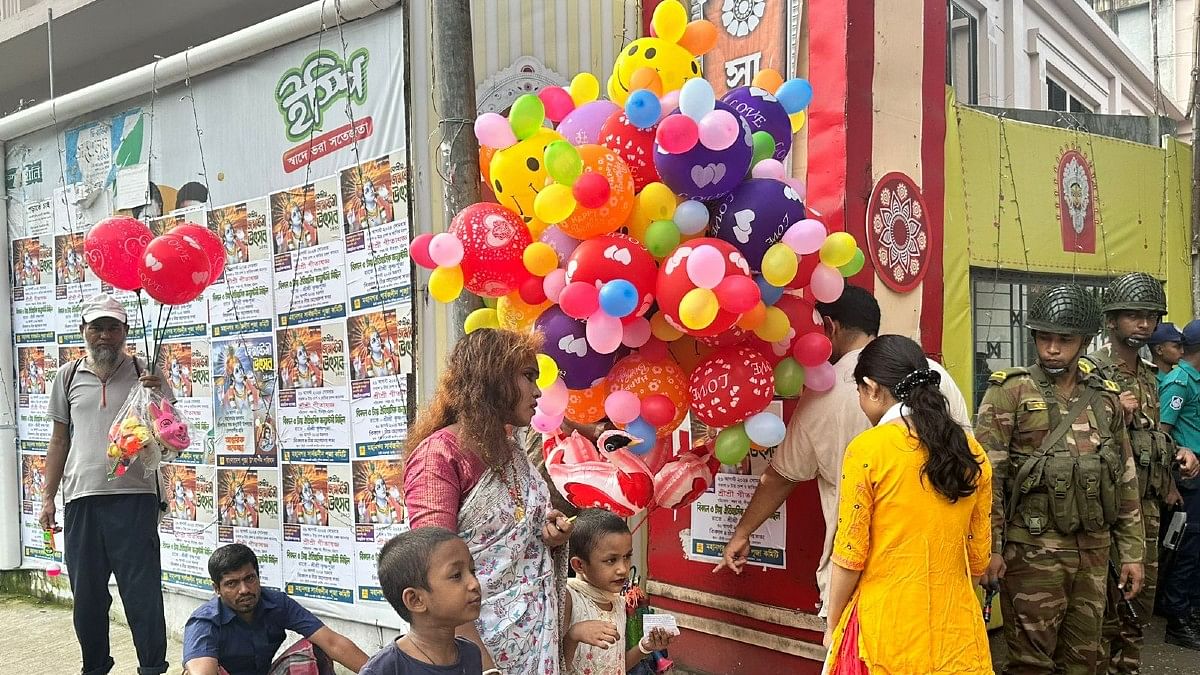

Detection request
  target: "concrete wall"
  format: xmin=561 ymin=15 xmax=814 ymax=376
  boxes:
xmin=973 ymin=105 xmax=1178 ymax=144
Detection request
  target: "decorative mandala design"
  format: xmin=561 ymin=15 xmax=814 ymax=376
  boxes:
xmin=866 ymin=172 xmax=930 ymax=292
xmin=721 ymin=0 xmax=766 ymax=37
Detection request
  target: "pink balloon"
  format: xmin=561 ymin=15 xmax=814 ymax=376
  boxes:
xmin=622 ymin=316 xmax=652 ymax=348
xmin=532 ymin=410 xmax=563 ymax=434
xmin=686 ymin=245 xmax=726 ymax=289
xmin=656 ymin=115 xmax=700 ymax=154
xmin=810 ymin=263 xmax=845 ymax=303
xmin=538 ymin=378 xmax=569 ymax=416
xmin=658 ymin=91 xmax=681 ymax=121
xmin=604 ymin=389 xmax=641 ymax=425
xmin=475 ymin=112 xmax=517 ymax=149
xmin=85 ymin=216 xmax=153 ymax=291
xmin=411 ymin=233 xmax=436 ymax=269
xmin=805 ymin=361 xmax=837 ymax=392
xmin=783 ymin=219 xmax=827 ymax=255
xmin=586 ymin=310 xmax=623 ymax=355
xmin=428 ymin=232 xmax=464 ymax=267
xmin=751 ymin=159 xmax=787 ymax=180
xmin=698 ymin=109 xmax=739 ymax=151
xmin=713 ymin=275 xmax=761 ymax=313
xmin=543 ymin=268 xmax=568 ymax=302
xmin=783 ymin=176 xmax=807 ymax=201
xmin=559 ymin=282 xmax=599 ymax=319
xmin=538 ymin=86 xmax=575 ymax=124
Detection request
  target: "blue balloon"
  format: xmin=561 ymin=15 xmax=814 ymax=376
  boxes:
xmin=744 ymin=412 xmax=786 ymax=447
xmin=625 ymin=417 xmax=658 ymax=453
xmin=598 ymin=279 xmax=639 ymax=318
xmin=625 ymin=90 xmax=662 ymax=130
xmin=776 ymin=79 xmax=814 ymax=114
xmin=678 ymin=78 xmax=716 ymax=120
xmin=756 ymin=275 xmax=785 ymax=305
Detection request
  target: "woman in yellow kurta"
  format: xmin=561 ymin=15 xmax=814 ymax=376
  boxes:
xmin=823 ymin=335 xmax=993 ymax=674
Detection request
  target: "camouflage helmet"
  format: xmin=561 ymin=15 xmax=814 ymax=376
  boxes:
xmin=1025 ymin=284 xmax=1102 ymax=336
xmin=1101 ymin=272 xmax=1167 ymax=315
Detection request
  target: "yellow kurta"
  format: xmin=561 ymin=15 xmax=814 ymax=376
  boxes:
xmin=827 ymin=423 xmax=994 ymax=674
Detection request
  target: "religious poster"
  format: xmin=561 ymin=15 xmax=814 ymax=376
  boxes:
xmin=348 ymin=308 xmax=410 ymax=458
xmin=352 ymin=459 xmax=406 ymax=603
xmin=282 ymin=463 xmax=356 ymax=604
xmin=159 ymin=340 xmax=214 ymax=465
xmin=271 ymin=178 xmax=348 ymax=327
xmin=16 ymin=341 xmax=53 ymax=442
xmin=207 ymin=198 xmax=273 ymax=337
xmin=19 ymin=452 xmax=62 ymax=564
xmin=344 ymin=155 xmax=410 ymax=315
xmin=218 ymin=468 xmax=284 ymax=589
xmin=160 ymin=463 xmax=219 ymax=590
xmin=212 ymin=335 xmax=278 ymax=468
xmin=275 ymin=322 xmax=351 ymax=463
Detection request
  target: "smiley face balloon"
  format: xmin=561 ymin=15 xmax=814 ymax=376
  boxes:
xmin=607 ymin=0 xmax=716 ymax=105
xmin=488 ymin=127 xmax=564 ymax=237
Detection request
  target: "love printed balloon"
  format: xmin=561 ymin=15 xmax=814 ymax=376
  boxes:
xmin=688 ymin=345 xmax=774 ymax=428
xmin=449 ymin=203 xmax=533 ymax=297
xmin=721 ymin=86 xmax=793 ymax=160
xmin=168 ymin=223 xmax=227 ymax=286
xmin=711 ymin=179 xmax=806 ymax=271
xmin=565 ymin=234 xmax=658 ymax=318
xmin=139 ymin=233 xmax=211 ymax=305
xmin=653 ymin=100 xmax=753 ymax=201
xmin=85 ymin=216 xmax=154 ymax=291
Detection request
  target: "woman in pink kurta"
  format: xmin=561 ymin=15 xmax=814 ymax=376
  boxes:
xmin=404 ymin=329 xmax=573 ymax=675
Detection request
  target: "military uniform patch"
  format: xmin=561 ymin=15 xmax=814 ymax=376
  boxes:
xmin=1103 ymin=380 xmax=1120 ymax=393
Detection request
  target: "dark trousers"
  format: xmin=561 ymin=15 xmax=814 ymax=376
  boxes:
xmin=64 ymin=493 xmax=168 ymax=675
xmin=1159 ymin=487 xmax=1200 ymax=620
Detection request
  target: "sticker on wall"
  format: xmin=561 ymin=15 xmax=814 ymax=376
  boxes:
xmin=865 ymin=171 xmax=929 ymax=292
xmin=1055 ymin=147 xmax=1097 ymax=254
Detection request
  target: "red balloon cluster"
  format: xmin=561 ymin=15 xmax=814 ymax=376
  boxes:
xmin=85 ymin=216 xmax=226 ymax=305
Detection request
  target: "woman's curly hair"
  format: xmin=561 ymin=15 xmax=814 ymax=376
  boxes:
xmin=406 ymin=328 xmax=543 ymax=467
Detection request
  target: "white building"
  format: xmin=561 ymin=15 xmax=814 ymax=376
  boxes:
xmin=947 ymin=0 xmax=1187 ymax=126
xmin=1094 ymin=0 xmax=1196 ymax=120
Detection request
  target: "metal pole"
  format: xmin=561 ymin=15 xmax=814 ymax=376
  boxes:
xmin=1191 ymin=6 xmax=1200 ymax=317
xmin=1151 ymin=0 xmax=1162 ymax=143
xmin=432 ymin=0 xmax=483 ymax=339
xmin=46 ymin=8 xmax=54 ymax=100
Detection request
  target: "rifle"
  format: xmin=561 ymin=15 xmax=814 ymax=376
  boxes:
xmin=1108 ymin=560 xmax=1139 ymax=624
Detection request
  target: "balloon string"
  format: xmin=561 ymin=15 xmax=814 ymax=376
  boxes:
xmin=151 ymin=304 xmax=174 ymax=374
xmin=135 ymin=290 xmax=153 ymax=367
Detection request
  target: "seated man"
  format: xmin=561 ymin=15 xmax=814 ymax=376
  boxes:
xmin=184 ymin=544 xmax=369 ymax=675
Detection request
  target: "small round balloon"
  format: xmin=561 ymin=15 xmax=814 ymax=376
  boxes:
xmin=449 ymin=203 xmax=533 ymax=297
xmin=85 ymin=216 xmax=153 ymax=291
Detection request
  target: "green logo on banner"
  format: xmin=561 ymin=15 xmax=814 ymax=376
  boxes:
xmin=275 ymin=48 xmax=370 ymax=143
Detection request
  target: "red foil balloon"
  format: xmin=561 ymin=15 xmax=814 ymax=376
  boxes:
xmin=565 ymin=233 xmax=658 ymax=318
xmin=656 ymin=238 xmax=751 ymax=337
xmin=688 ymin=345 xmax=775 ymax=427
xmin=168 ymin=223 xmax=226 ymax=286
xmin=653 ymin=441 xmax=721 ymax=510
xmin=85 ymin=216 xmax=153 ymax=291
xmin=599 ymin=111 xmax=660 ymax=192
xmin=449 ymin=203 xmax=533 ymax=297
xmin=138 ymin=234 xmax=211 ymax=305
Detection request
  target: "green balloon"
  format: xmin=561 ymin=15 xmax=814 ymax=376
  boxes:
xmin=839 ymin=249 xmax=866 ymax=277
xmin=545 ymin=140 xmax=583 ymax=185
xmin=751 ymin=131 xmax=776 ymax=165
xmin=482 ymin=296 xmax=497 ymax=309
xmin=774 ymin=357 xmax=806 ymax=398
xmin=714 ymin=425 xmax=751 ymax=465
xmin=645 ymin=220 xmax=682 ymax=258
xmin=509 ymin=94 xmax=545 ymax=140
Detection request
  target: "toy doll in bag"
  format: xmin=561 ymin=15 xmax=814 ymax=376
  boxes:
xmin=107 ymin=386 xmax=191 ymax=478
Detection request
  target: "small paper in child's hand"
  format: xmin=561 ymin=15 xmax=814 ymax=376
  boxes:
xmin=642 ymin=613 xmax=679 ymax=637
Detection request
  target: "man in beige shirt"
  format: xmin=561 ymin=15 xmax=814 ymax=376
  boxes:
xmin=714 ymin=286 xmax=971 ymax=616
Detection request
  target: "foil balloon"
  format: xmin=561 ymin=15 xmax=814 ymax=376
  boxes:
xmin=544 ymin=430 xmax=654 ymax=517
xmin=652 ymin=441 xmax=720 ymax=510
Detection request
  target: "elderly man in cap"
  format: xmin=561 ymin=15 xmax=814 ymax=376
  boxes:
xmin=1149 ymin=322 xmax=1185 ymax=382
xmin=40 ymin=294 xmax=176 ymax=675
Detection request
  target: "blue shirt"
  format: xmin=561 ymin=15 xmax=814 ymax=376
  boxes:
xmin=183 ymin=588 xmax=325 ymax=675
xmin=1160 ymin=360 xmax=1200 ymax=453
xmin=360 ymin=638 xmax=483 ymax=675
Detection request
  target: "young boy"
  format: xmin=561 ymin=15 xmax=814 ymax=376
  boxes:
xmin=362 ymin=527 xmax=484 ymax=675
xmin=564 ymin=509 xmax=674 ymax=675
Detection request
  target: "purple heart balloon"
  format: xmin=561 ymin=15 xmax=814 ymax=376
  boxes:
xmin=653 ymin=100 xmax=753 ymax=201
xmin=721 ymin=86 xmax=793 ymax=160
xmin=535 ymin=306 xmax=619 ymax=390
xmin=711 ymin=178 xmax=808 ymax=271
xmin=557 ymin=101 xmax=621 ymax=146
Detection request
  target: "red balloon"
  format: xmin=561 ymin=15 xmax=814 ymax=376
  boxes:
xmin=640 ymin=394 xmax=677 ymax=427
xmin=138 ymin=234 xmax=211 ymax=305
xmin=599 ymin=112 xmax=660 ymax=192
xmin=748 ymin=293 xmax=824 ymax=364
xmin=565 ymin=234 xmax=657 ymax=318
xmin=411 ymin=232 xmax=437 ymax=269
xmin=572 ymin=172 xmax=611 ymax=209
xmin=168 ymin=223 xmax=225 ymax=287
xmin=656 ymin=238 xmax=750 ymax=337
xmin=518 ymin=275 xmax=548 ymax=305
xmin=449 ymin=203 xmax=533 ymax=297
xmin=792 ymin=332 xmax=833 ymax=367
xmin=689 ymin=345 xmax=775 ymax=427
xmin=714 ymin=274 xmax=761 ymax=313
xmin=559 ymin=282 xmax=599 ymax=319
xmin=85 ymin=216 xmax=153 ymax=291
xmin=638 ymin=337 xmax=669 ymax=362
xmin=788 ymin=253 xmax=822 ymax=290
xmin=698 ymin=324 xmax=748 ymax=348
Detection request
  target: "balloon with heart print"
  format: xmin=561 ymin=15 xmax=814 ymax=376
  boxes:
xmin=599 ymin=111 xmax=661 ymax=192
xmin=607 ymin=353 xmax=691 ymax=435
xmin=656 ymin=238 xmax=752 ymax=338
xmin=688 ymin=344 xmax=775 ymax=428
xmin=449 ymin=202 xmax=533 ymax=298
xmin=565 ymin=234 xmax=658 ymax=319
xmin=721 ymin=85 xmax=793 ymax=161
xmin=653 ymin=100 xmax=753 ymax=201
xmin=168 ymin=223 xmax=226 ymax=287
xmin=535 ymin=306 xmax=620 ymax=390
xmin=85 ymin=215 xmax=154 ymax=291
xmin=138 ymin=233 xmax=211 ymax=305
xmin=711 ymin=178 xmax=807 ymax=272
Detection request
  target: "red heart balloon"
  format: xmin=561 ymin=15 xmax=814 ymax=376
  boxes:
xmin=138 ymin=234 xmax=211 ymax=305
xmin=168 ymin=223 xmax=226 ymax=287
xmin=688 ymin=345 xmax=774 ymax=427
xmin=85 ymin=216 xmax=153 ymax=291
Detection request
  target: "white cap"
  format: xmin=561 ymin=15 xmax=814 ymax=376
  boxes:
xmin=80 ymin=294 xmax=127 ymax=324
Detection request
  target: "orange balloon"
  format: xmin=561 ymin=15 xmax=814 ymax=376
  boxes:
xmin=630 ymin=67 xmax=664 ymax=97
xmin=557 ymin=145 xmax=636 ymax=239
xmin=736 ymin=302 xmax=767 ymax=330
xmin=678 ymin=21 xmax=718 ymax=57
xmin=480 ymin=145 xmax=497 ymax=186
xmin=608 ymin=354 xmax=692 ymax=434
xmin=565 ymin=379 xmax=608 ymax=424
xmin=752 ymin=68 xmax=785 ymax=94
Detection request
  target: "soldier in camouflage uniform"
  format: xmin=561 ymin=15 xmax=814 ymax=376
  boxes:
xmin=1086 ymin=273 xmax=1179 ymax=673
xmin=977 ymin=284 xmax=1145 ymax=674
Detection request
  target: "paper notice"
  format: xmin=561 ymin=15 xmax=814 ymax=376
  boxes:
xmin=115 ymin=164 xmax=150 ymax=209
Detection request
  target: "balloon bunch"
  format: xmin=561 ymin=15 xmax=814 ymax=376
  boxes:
xmin=85 ymin=215 xmax=226 ymax=305
xmin=416 ymin=0 xmax=868 ymax=495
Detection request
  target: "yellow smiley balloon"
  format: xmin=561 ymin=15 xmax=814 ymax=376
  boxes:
xmin=488 ymin=127 xmax=565 ymax=230
xmin=607 ymin=0 xmax=715 ymax=105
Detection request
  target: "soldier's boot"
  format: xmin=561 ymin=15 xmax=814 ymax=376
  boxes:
xmin=1164 ymin=618 xmax=1200 ymax=651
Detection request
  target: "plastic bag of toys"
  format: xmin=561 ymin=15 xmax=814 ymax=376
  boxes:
xmin=106 ymin=385 xmax=191 ymax=479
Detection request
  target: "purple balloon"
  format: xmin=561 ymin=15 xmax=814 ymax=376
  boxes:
xmin=721 ymin=86 xmax=793 ymax=160
xmin=558 ymin=101 xmax=621 ymax=146
xmin=653 ymin=100 xmax=753 ymax=201
xmin=711 ymin=178 xmax=808 ymax=271
xmin=535 ymin=306 xmax=619 ymax=389
xmin=539 ymin=225 xmax=581 ymax=261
